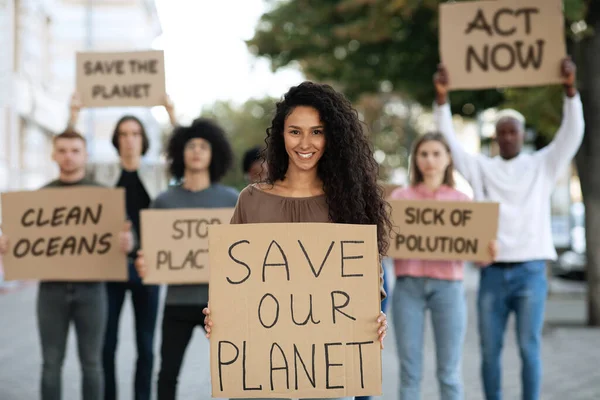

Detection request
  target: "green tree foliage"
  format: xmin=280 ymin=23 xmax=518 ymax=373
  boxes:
xmin=249 ymin=0 xmax=588 ymax=135
xmin=200 ymin=98 xmax=276 ymax=190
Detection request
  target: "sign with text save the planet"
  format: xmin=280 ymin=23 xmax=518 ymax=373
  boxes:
xmin=439 ymin=0 xmax=565 ymax=90
xmin=208 ymin=223 xmax=382 ymax=399
xmin=387 ymin=200 xmax=499 ymax=262
xmin=0 ymin=187 xmax=127 ymax=281
xmin=76 ymin=50 xmax=166 ymax=107
xmin=140 ymin=208 xmax=234 ymax=284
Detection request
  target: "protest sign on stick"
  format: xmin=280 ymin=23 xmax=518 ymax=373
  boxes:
xmin=209 ymin=223 xmax=382 ymax=399
xmin=1 ymin=187 xmax=127 ymax=281
xmin=439 ymin=0 xmax=565 ymax=90
xmin=76 ymin=50 xmax=166 ymax=107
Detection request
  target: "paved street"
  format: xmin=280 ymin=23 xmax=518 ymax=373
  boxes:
xmin=1 ymin=266 xmax=599 ymax=399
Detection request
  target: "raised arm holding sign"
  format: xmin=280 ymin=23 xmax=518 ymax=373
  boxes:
xmin=433 ymin=15 xmax=584 ymax=396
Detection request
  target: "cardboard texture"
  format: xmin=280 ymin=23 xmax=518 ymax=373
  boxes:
xmin=208 ymin=223 xmax=382 ymax=399
xmin=387 ymin=200 xmax=499 ymax=262
xmin=140 ymin=208 xmax=234 ymax=284
xmin=76 ymin=50 xmax=166 ymax=107
xmin=439 ymin=0 xmax=565 ymax=90
xmin=0 ymin=187 xmax=127 ymax=281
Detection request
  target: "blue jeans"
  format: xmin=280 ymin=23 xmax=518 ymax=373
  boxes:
xmin=477 ymin=261 xmax=547 ymax=400
xmin=37 ymin=282 xmax=107 ymax=400
xmin=392 ymin=276 xmax=466 ymax=400
xmin=103 ymin=262 xmax=159 ymax=400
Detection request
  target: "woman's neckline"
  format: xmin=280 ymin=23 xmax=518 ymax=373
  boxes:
xmin=252 ymin=184 xmax=326 ymax=200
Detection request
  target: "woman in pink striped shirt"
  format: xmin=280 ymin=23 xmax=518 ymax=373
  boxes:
xmin=390 ymin=132 xmax=495 ymax=400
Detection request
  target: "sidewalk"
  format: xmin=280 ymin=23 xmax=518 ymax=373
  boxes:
xmin=0 ymin=267 xmax=598 ymax=399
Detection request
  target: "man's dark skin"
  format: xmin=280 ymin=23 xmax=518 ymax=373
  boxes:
xmin=433 ymin=57 xmax=578 ymax=160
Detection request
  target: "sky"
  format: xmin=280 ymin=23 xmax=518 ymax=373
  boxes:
xmin=152 ymin=0 xmax=304 ymax=124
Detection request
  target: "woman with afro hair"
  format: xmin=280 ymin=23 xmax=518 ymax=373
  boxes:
xmin=203 ymin=81 xmax=392 ymax=400
xmin=135 ymin=118 xmax=239 ymax=399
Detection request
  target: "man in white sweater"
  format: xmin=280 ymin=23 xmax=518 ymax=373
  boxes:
xmin=433 ymin=57 xmax=584 ymax=400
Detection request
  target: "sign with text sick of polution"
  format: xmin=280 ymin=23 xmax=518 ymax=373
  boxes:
xmin=439 ymin=0 xmax=565 ymax=90
xmin=140 ymin=208 xmax=234 ymax=284
xmin=387 ymin=200 xmax=499 ymax=262
xmin=0 ymin=187 xmax=128 ymax=281
xmin=208 ymin=223 xmax=382 ymax=399
xmin=76 ymin=50 xmax=166 ymax=107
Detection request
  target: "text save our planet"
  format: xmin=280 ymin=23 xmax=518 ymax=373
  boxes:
xmin=208 ymin=223 xmax=382 ymax=399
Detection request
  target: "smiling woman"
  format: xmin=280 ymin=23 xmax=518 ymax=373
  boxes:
xmin=203 ymin=82 xmax=392 ymax=400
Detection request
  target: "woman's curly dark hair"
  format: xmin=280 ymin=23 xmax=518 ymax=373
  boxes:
xmin=264 ymin=81 xmax=393 ymax=256
xmin=166 ymin=118 xmax=233 ymax=183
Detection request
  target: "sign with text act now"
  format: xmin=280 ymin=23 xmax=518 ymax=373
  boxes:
xmin=439 ymin=0 xmax=565 ymax=90
xmin=76 ymin=50 xmax=166 ymax=107
xmin=387 ymin=200 xmax=499 ymax=262
xmin=0 ymin=187 xmax=127 ymax=281
xmin=208 ymin=223 xmax=382 ymax=399
xmin=140 ymin=208 xmax=234 ymax=284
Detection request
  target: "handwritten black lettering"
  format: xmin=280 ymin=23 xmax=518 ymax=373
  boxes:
xmin=218 ymin=341 xmax=239 ymax=392
xmin=298 ymin=240 xmax=335 ymax=278
xmin=12 ymin=234 xmax=114 ymax=258
xmin=515 ymin=40 xmax=545 ymax=69
xmin=51 ymin=207 xmax=66 ymax=227
xmin=128 ymin=59 xmax=158 ymax=74
xmin=324 ymin=342 xmax=344 ymax=389
xmin=490 ymin=43 xmax=515 ymax=71
xmin=262 ymin=240 xmax=290 ymax=282
xmin=83 ymin=60 xmax=126 ymax=75
xmin=91 ymin=84 xmax=151 ymax=100
xmin=243 ymin=341 xmax=262 ymax=391
xmin=226 ymin=240 xmax=251 ymax=285
xmin=258 ymin=293 xmax=280 ymax=329
xmin=340 ymin=240 xmax=364 ymax=278
xmin=290 ymin=293 xmax=321 ymax=326
xmin=395 ymin=234 xmax=479 ymax=254
xmin=346 ymin=341 xmax=373 ymax=389
xmin=467 ymin=41 xmax=544 ymax=73
xmin=60 ymin=236 xmax=77 ymax=255
xmin=293 ymin=344 xmax=316 ymax=389
xmin=269 ymin=343 xmax=290 ymax=390
xmin=465 ymin=9 xmax=493 ymax=36
xmin=331 ymin=291 xmax=356 ymax=323
xmin=515 ymin=7 xmax=539 ymax=35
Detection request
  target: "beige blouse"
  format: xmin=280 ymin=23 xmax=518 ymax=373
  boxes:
xmin=230 ymin=185 xmax=386 ymax=300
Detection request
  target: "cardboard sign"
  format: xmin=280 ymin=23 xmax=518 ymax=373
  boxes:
xmin=0 ymin=187 xmax=127 ymax=281
xmin=140 ymin=208 xmax=234 ymax=284
xmin=439 ymin=0 xmax=566 ymax=90
xmin=209 ymin=223 xmax=382 ymax=399
xmin=76 ymin=50 xmax=166 ymax=107
xmin=387 ymin=200 xmax=499 ymax=262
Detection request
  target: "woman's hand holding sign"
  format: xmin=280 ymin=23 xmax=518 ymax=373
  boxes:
xmin=377 ymin=311 xmax=388 ymax=349
xmin=0 ymin=234 xmax=9 ymax=255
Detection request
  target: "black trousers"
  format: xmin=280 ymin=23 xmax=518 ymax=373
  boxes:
xmin=157 ymin=304 xmax=208 ymax=400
